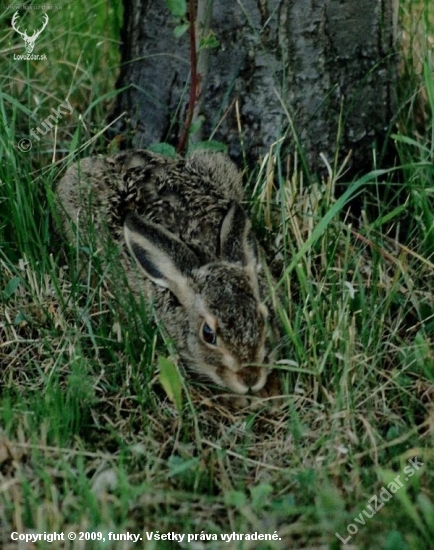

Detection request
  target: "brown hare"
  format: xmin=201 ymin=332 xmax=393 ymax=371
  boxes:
xmin=57 ymin=149 xmax=274 ymax=395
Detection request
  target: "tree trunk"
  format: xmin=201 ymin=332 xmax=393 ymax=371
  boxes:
xmin=111 ymin=0 xmax=398 ymax=174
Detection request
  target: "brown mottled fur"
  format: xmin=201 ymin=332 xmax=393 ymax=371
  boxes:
xmin=57 ymin=150 xmax=273 ymax=395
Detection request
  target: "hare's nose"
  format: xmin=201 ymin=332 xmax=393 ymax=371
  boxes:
xmin=238 ymin=366 xmax=267 ymax=392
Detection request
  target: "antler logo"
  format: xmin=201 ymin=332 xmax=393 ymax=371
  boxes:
xmin=11 ymin=11 xmax=49 ymax=54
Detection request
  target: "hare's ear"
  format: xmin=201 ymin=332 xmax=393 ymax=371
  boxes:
xmin=124 ymin=212 xmax=199 ymax=305
xmin=220 ymin=202 xmax=259 ymax=269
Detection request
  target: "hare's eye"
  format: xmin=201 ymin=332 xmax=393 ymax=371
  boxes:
xmin=202 ymin=322 xmax=217 ymax=345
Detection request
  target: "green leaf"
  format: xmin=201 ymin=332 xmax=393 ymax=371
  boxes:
xmin=174 ymin=23 xmax=189 ymax=38
xmin=158 ymin=356 xmax=183 ymax=412
xmin=2 ymin=276 xmax=21 ymax=301
xmin=148 ymin=142 xmax=178 ymax=158
xmin=224 ymin=490 xmax=247 ymax=509
xmin=189 ymin=140 xmax=228 ymax=153
xmin=165 ymin=0 xmax=187 ymax=18
xmin=199 ymin=32 xmax=220 ymax=50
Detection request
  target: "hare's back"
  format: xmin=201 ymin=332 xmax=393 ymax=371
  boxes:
xmin=57 ymin=150 xmax=244 ymax=261
xmin=124 ymin=154 xmax=238 ymax=262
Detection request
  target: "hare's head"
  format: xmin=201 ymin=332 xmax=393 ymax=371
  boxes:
xmin=124 ymin=203 xmax=269 ymax=394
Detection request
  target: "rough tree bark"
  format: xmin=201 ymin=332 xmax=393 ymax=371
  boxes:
xmin=111 ymin=0 xmax=398 ymax=174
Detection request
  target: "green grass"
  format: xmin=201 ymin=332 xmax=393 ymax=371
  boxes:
xmin=1 ymin=0 xmax=433 ymax=548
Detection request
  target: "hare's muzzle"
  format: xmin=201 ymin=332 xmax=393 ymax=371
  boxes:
xmin=236 ymin=366 xmax=268 ymax=393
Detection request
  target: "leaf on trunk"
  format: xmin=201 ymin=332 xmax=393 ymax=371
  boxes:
xmin=165 ymin=0 xmax=187 ymax=18
xmin=174 ymin=23 xmax=189 ymax=38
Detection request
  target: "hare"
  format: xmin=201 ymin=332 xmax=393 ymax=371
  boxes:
xmin=57 ymin=149 xmax=273 ymax=395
